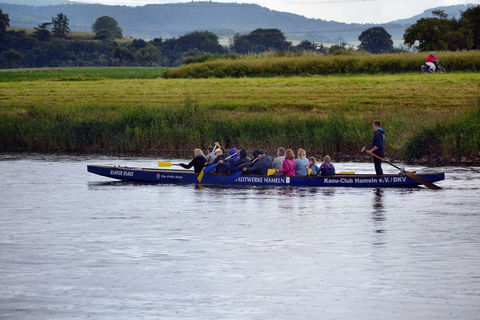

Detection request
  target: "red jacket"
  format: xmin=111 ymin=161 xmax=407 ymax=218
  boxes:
xmin=426 ymin=54 xmax=438 ymax=63
xmin=279 ymin=158 xmax=296 ymax=176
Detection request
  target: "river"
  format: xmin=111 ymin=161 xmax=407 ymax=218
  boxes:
xmin=1 ymin=154 xmax=479 ymax=320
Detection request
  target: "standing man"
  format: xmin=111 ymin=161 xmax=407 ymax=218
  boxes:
xmin=366 ymin=121 xmax=385 ymax=175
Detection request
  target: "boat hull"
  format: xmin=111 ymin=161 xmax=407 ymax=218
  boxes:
xmin=87 ymin=165 xmax=445 ymax=188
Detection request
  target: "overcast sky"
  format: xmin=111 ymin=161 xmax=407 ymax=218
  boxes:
xmin=72 ymin=0 xmax=480 ymax=23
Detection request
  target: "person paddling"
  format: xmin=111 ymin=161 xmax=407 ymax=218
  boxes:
xmin=222 ymin=149 xmax=250 ymax=173
xmin=204 ymin=146 xmax=216 ymax=165
xmin=365 ymin=121 xmax=385 ymax=175
xmin=242 ymin=150 xmax=273 ymax=175
xmin=178 ymin=148 xmax=207 ymax=173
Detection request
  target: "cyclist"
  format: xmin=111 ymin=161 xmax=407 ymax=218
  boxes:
xmin=425 ymin=51 xmax=439 ymax=72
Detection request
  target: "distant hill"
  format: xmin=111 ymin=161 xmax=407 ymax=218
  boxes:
xmin=389 ymin=4 xmax=476 ymax=25
xmin=0 ymin=0 xmax=73 ymax=5
xmin=0 ymin=1 xmax=477 ymax=43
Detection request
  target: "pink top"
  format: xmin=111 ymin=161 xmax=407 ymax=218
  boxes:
xmin=278 ymin=158 xmax=296 ymax=176
xmin=426 ymin=54 xmax=438 ymax=63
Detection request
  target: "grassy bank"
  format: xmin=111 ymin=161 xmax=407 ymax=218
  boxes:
xmin=1 ymin=73 xmax=478 ymax=109
xmin=0 ymin=72 xmax=479 ymax=161
xmin=163 ymin=51 xmax=480 ymax=78
xmin=0 ymin=67 xmax=166 ymax=82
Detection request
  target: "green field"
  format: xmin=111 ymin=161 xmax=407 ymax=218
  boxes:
xmin=0 ymin=67 xmax=166 ymax=82
xmin=0 ymin=67 xmax=479 ymax=161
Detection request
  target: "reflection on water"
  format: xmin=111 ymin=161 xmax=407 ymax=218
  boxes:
xmin=372 ymin=188 xmax=385 ymax=220
xmin=1 ymin=154 xmax=480 ymax=320
xmin=371 ymin=189 xmax=386 ymax=246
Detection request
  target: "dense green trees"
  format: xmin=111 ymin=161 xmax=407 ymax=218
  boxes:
xmin=359 ymin=27 xmax=393 ymax=54
xmin=33 ymin=23 xmax=52 ymax=42
xmin=92 ymin=16 xmax=123 ymax=40
xmin=0 ymin=9 xmax=10 ymax=33
xmin=231 ymin=29 xmax=292 ymax=54
xmin=461 ymin=6 xmax=480 ymax=49
xmin=158 ymin=31 xmax=226 ymax=66
xmin=404 ymin=6 xmax=480 ymax=51
xmin=51 ymin=13 xmax=70 ymax=38
xmin=3 ymin=49 xmax=22 ymax=68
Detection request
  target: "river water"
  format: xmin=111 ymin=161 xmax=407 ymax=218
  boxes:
xmin=1 ymin=154 xmax=479 ymax=320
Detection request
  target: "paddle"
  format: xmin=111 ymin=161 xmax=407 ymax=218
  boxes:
xmin=197 ymin=145 xmax=220 ymax=183
xmin=157 ymin=161 xmax=182 ymax=167
xmin=361 ymin=147 xmax=441 ymax=190
xmin=228 ymin=157 xmax=259 ymax=183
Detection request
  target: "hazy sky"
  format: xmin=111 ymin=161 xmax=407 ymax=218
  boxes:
xmin=73 ymin=0 xmax=480 ymax=23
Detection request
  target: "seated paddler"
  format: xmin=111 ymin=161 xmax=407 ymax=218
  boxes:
xmin=211 ymin=148 xmax=231 ymax=175
xmin=319 ymin=155 xmax=335 ymax=176
xmin=219 ymin=149 xmax=250 ymax=173
xmin=179 ymin=148 xmax=207 ymax=173
xmin=242 ymin=150 xmax=273 ymax=175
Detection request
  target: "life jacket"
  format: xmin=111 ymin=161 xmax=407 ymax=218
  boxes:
xmin=308 ymin=163 xmax=320 ymax=175
xmin=320 ymin=162 xmax=335 ymax=176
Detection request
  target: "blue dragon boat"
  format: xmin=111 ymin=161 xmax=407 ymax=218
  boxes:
xmin=87 ymin=165 xmax=445 ymax=188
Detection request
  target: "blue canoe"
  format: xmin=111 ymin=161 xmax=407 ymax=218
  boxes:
xmin=87 ymin=165 xmax=445 ymax=188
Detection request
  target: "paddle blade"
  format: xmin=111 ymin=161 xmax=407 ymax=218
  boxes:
xmin=203 ymin=162 xmax=219 ymax=174
xmin=229 ymin=171 xmax=242 ymax=183
xmin=267 ymin=169 xmax=276 ymax=176
xmin=406 ymin=171 xmax=442 ymax=190
xmin=158 ymin=161 xmax=173 ymax=167
xmin=197 ymin=168 xmax=205 ymax=183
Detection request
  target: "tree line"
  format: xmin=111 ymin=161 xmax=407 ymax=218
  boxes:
xmin=0 ymin=5 xmax=479 ymax=69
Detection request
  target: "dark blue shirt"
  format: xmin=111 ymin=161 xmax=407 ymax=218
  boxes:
xmin=246 ymin=156 xmax=273 ymax=175
xmin=371 ymin=128 xmax=385 ymax=154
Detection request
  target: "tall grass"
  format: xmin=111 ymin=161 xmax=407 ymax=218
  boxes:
xmin=0 ymin=103 xmax=372 ymax=154
xmin=404 ymin=107 xmax=480 ymax=160
xmin=3 ymin=102 xmax=478 ymax=159
xmin=163 ymin=51 xmax=480 ymax=78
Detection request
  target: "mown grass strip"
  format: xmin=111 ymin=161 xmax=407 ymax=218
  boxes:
xmin=1 ymin=74 xmax=478 ymax=111
xmin=0 ymin=67 xmax=167 ymax=82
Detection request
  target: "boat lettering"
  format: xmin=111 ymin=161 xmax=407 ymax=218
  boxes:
xmin=236 ymin=176 xmax=264 ymax=183
xmin=354 ymin=178 xmax=378 ymax=184
xmin=109 ymin=170 xmax=134 ymax=177
xmin=264 ymin=177 xmax=286 ymax=184
xmin=235 ymin=176 xmax=286 ymax=184
xmin=158 ymin=174 xmax=183 ymax=180
xmin=324 ymin=178 xmax=354 ymax=184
